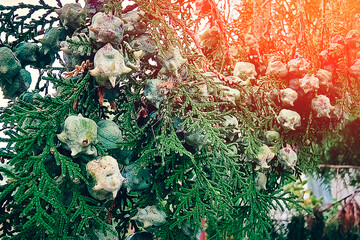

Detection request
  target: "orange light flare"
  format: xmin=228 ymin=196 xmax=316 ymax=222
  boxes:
xmin=155 ymin=0 xmax=234 ymax=83
xmin=193 ymin=0 xmax=234 ymax=69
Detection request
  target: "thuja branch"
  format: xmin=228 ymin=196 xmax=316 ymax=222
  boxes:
xmin=0 ymin=3 xmax=58 ymax=47
xmin=0 ymin=73 xmax=112 ymax=239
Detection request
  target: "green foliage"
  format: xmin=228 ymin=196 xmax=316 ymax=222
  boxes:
xmin=325 ymin=117 xmax=360 ymax=166
xmin=0 ymin=3 xmax=58 ymax=48
xmin=0 ymin=73 xmax=112 ymax=239
xmin=65 ymin=34 xmax=94 ymax=57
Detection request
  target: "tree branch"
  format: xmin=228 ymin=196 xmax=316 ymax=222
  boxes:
xmin=318 ymin=164 xmax=360 ymax=170
xmin=321 ymin=189 xmax=360 ymax=212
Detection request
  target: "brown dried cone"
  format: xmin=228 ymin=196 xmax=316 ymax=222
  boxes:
xmin=338 ymin=198 xmax=360 ymax=234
